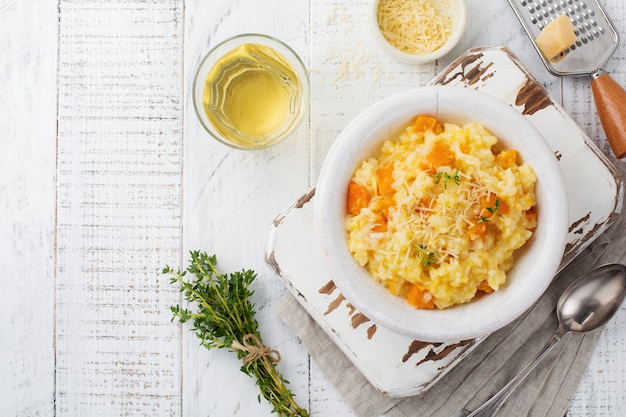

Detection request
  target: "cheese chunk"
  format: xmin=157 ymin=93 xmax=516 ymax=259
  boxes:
xmin=535 ymin=14 xmax=577 ymax=61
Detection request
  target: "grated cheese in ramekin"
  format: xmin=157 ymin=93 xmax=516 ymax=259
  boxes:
xmin=377 ymin=0 xmax=453 ymax=55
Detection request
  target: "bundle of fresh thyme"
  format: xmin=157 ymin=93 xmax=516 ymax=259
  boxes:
xmin=164 ymin=250 xmax=308 ymax=417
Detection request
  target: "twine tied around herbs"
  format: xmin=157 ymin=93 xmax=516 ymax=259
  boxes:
xmin=232 ymin=334 xmax=281 ymax=366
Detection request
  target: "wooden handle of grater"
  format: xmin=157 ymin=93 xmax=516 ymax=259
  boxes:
xmin=591 ymin=72 xmax=626 ymax=159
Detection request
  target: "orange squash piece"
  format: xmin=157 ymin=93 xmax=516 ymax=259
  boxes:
xmin=372 ymin=217 xmax=388 ymax=233
xmin=406 ymin=283 xmax=436 ymax=309
xmin=480 ymin=193 xmax=509 ymax=216
xmin=378 ymin=195 xmax=395 ymax=218
xmin=468 ymin=221 xmax=487 ymax=241
xmin=421 ymin=141 xmax=455 ymax=172
xmin=497 ymin=149 xmax=518 ymax=168
xmin=525 ymin=206 xmax=538 ymax=230
xmin=413 ymin=115 xmax=443 ymax=134
xmin=372 ymin=196 xmax=395 ymax=233
xmin=376 ymin=163 xmax=395 ymax=195
xmin=477 ymin=280 xmax=494 ymax=294
xmin=347 ymin=181 xmax=370 ymax=215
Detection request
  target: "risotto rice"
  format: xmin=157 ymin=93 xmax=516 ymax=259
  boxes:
xmin=345 ymin=115 xmax=537 ymax=309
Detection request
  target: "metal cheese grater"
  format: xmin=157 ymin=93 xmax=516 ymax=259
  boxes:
xmin=507 ymin=0 xmax=626 ymax=158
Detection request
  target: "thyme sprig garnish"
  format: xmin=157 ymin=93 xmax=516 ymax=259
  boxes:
xmin=487 ymin=198 xmax=501 ymax=216
xmin=164 ymin=251 xmax=308 ymax=417
xmin=415 ymin=244 xmax=437 ymax=267
xmin=433 ymin=169 xmax=460 ymax=189
xmin=478 ymin=198 xmax=502 ymax=223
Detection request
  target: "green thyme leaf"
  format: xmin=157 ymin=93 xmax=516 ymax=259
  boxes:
xmin=432 ymin=170 xmax=461 ymax=189
xmin=415 ymin=244 xmax=437 ymax=267
xmin=487 ymin=198 xmax=501 ymax=215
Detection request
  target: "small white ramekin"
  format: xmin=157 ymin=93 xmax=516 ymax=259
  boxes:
xmin=371 ymin=0 xmax=467 ymax=64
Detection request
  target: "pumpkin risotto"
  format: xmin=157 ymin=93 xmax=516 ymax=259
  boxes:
xmin=346 ymin=116 xmax=537 ymax=309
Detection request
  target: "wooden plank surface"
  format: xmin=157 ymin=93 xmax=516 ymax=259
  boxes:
xmin=182 ymin=2 xmax=312 ymax=416
xmin=54 ymin=1 xmax=183 ymax=415
xmin=0 ymin=1 xmax=57 ymax=415
xmin=1 ymin=0 xmax=625 ymax=416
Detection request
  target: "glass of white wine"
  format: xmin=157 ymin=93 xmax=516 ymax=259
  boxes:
xmin=193 ymin=34 xmax=310 ymax=150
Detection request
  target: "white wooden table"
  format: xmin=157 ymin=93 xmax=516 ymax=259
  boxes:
xmin=1 ymin=1 xmax=625 ymax=416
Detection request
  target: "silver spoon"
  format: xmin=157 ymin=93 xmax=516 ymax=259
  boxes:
xmin=458 ymin=263 xmax=626 ymax=417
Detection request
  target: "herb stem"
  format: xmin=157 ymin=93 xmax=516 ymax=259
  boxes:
xmin=165 ymin=251 xmax=308 ymax=417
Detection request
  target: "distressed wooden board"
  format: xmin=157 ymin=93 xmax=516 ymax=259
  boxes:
xmin=267 ymin=190 xmax=478 ymax=397
xmin=266 ymin=46 xmax=623 ymax=397
xmin=432 ymin=46 xmax=623 ymax=266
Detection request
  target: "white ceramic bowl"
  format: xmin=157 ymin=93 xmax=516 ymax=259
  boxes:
xmin=371 ymin=0 xmax=467 ymax=64
xmin=314 ymin=86 xmax=568 ymax=342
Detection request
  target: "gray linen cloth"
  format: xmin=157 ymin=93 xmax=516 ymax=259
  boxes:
xmin=275 ymin=159 xmax=626 ymax=417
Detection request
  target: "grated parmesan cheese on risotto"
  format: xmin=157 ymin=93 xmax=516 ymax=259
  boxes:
xmin=346 ymin=116 xmax=537 ymax=309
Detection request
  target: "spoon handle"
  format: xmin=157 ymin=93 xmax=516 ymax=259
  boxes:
xmin=463 ymin=327 xmax=566 ymax=417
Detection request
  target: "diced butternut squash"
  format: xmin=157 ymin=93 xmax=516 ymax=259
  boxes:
xmin=525 ymin=206 xmax=538 ymax=230
xmin=420 ymin=141 xmax=455 ymax=172
xmin=480 ymin=193 xmax=509 ymax=216
xmin=378 ymin=195 xmax=395 ymax=218
xmin=477 ymin=280 xmax=494 ymax=294
xmin=372 ymin=213 xmax=388 ymax=233
xmin=347 ymin=181 xmax=370 ymax=215
xmin=413 ymin=115 xmax=443 ymax=134
xmin=413 ymin=197 xmax=434 ymax=213
xmin=468 ymin=221 xmax=487 ymax=241
xmin=376 ymin=163 xmax=395 ymax=195
xmin=406 ymin=283 xmax=435 ymax=309
xmin=496 ymin=149 xmax=518 ymax=169
xmin=372 ymin=195 xmax=395 ymax=233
